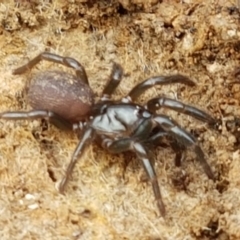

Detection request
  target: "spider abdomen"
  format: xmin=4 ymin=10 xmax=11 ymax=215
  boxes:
xmin=28 ymin=70 xmax=94 ymax=123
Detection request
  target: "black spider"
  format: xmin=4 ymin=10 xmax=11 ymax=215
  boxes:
xmin=1 ymin=52 xmax=216 ymax=217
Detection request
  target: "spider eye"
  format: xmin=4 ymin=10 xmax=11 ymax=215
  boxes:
xmin=134 ymin=106 xmax=141 ymax=115
xmin=135 ymin=106 xmax=151 ymax=118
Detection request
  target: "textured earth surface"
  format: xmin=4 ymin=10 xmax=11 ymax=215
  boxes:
xmin=0 ymin=0 xmax=240 ymax=239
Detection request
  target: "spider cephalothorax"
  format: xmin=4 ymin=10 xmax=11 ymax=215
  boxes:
xmin=1 ymin=52 xmax=216 ymax=217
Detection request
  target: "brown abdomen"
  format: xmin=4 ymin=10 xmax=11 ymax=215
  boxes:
xmin=28 ymin=70 xmax=94 ymax=123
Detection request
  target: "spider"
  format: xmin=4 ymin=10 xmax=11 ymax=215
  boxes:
xmin=1 ymin=52 xmax=216 ymax=217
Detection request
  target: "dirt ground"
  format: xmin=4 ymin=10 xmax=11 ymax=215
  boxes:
xmin=0 ymin=0 xmax=240 ymax=239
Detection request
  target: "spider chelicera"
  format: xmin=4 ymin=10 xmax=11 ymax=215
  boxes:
xmin=1 ymin=52 xmax=216 ymax=217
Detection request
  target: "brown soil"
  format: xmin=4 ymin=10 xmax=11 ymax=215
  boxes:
xmin=0 ymin=0 xmax=240 ymax=239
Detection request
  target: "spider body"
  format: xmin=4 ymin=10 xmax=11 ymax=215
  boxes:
xmin=2 ymin=52 xmax=216 ymax=217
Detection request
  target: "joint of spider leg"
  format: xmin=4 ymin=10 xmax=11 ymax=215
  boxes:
xmin=112 ymin=64 xmax=123 ymax=80
xmin=72 ymin=121 xmax=86 ymax=132
xmin=149 ymin=99 xmax=163 ymax=112
xmin=63 ymin=57 xmax=78 ymax=68
xmin=153 ymin=102 xmax=161 ymax=111
xmin=101 ymin=137 xmax=112 ymax=149
xmin=133 ymin=142 xmax=147 ymax=156
xmin=45 ymin=111 xmax=54 ymax=120
xmin=121 ymin=96 xmax=132 ymax=103
xmin=101 ymin=94 xmax=110 ymax=102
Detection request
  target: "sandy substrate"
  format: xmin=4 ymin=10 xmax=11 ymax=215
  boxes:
xmin=0 ymin=0 xmax=240 ymax=239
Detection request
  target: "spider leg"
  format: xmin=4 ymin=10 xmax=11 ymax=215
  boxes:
xmin=169 ymin=140 xmax=186 ymax=167
xmin=101 ymin=136 xmax=165 ymax=217
xmin=146 ymin=128 xmax=186 ymax=167
xmin=152 ymin=114 xmax=215 ymax=180
xmin=59 ymin=127 xmax=94 ymax=193
xmin=13 ymin=52 xmax=89 ymax=85
xmin=124 ymin=75 xmax=195 ymax=102
xmin=147 ymin=97 xmax=216 ymax=125
xmin=101 ymin=63 xmax=123 ymax=101
xmin=0 ymin=110 xmax=73 ymax=130
xmin=146 ymin=127 xmax=168 ymax=146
